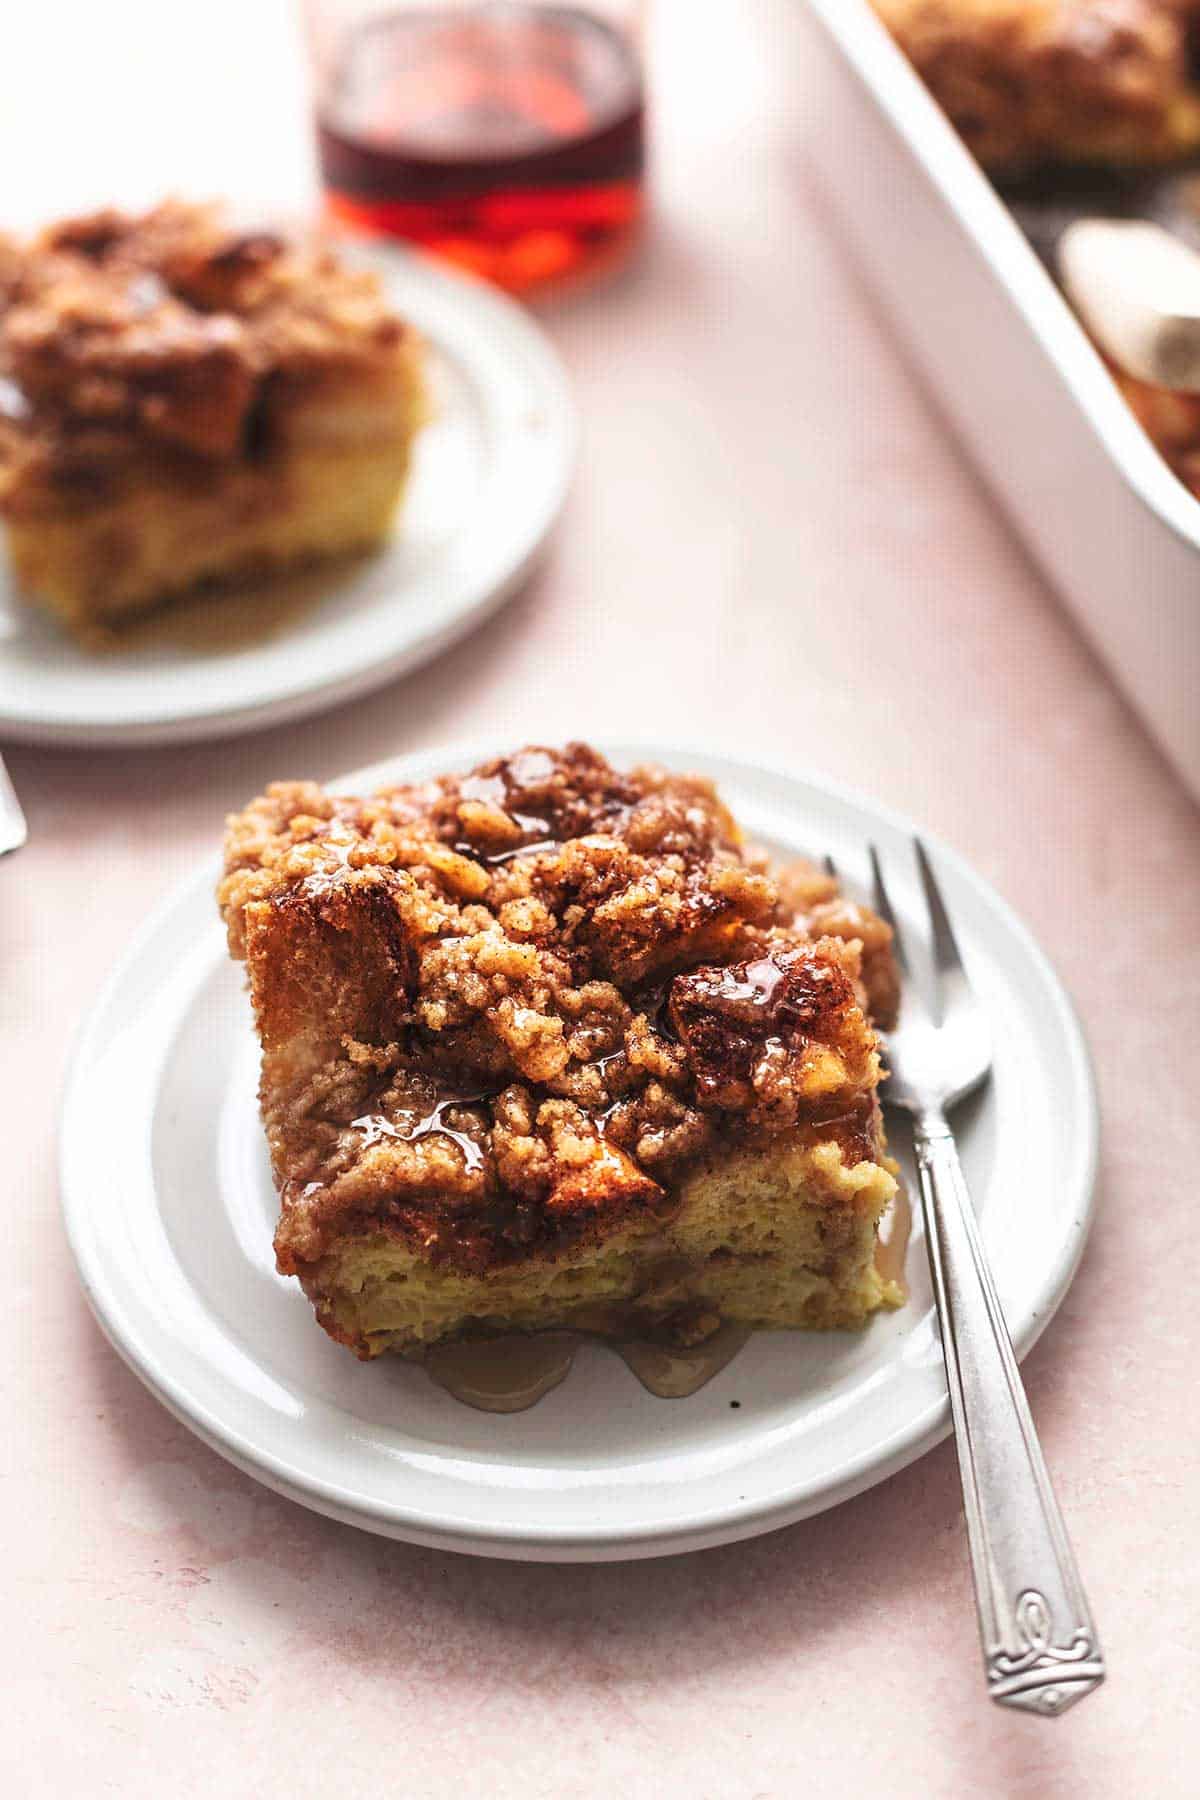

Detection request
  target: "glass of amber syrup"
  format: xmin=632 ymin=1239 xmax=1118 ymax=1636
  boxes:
xmin=304 ymin=1 xmax=646 ymax=294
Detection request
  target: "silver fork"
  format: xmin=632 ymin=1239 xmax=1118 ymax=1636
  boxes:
xmin=863 ymin=840 xmax=1104 ymax=1717
xmin=0 ymin=754 xmax=25 ymax=857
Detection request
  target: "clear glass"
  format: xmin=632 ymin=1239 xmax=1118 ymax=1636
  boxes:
xmin=302 ymin=0 xmax=646 ymax=294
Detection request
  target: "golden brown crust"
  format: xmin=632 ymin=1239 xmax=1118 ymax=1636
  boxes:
xmin=219 ymin=745 xmax=899 ymax=1282
xmin=0 ymin=201 xmax=418 ymax=518
xmin=874 ymin=0 xmax=1200 ymax=170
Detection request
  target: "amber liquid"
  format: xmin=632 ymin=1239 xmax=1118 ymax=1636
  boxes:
xmin=425 ymin=1323 xmax=754 ymax=1412
xmin=316 ymin=3 xmax=645 ymax=292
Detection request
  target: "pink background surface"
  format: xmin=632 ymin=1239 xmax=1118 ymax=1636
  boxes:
xmin=5 ymin=2 xmax=1200 ymax=1793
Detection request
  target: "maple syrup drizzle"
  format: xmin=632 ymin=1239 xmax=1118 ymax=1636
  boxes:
xmin=451 ymin=784 xmax=559 ymax=866
xmin=422 ymin=1322 xmax=756 ymax=1412
xmin=110 ymin=570 xmax=325 ymax=654
xmin=352 ymin=1093 xmax=494 ymax=1173
xmin=426 ymin=1333 xmax=578 ymax=1412
xmin=702 ymin=957 xmax=788 ymax=1010
xmin=584 ymin=1047 xmax=629 ymax=1136
xmin=448 ymin=748 xmax=632 ymax=867
xmin=452 ymin=834 xmax=560 ymax=868
xmin=613 ymin=1323 xmax=754 ymax=1399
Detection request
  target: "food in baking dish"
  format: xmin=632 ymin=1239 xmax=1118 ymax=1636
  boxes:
xmin=873 ymin=0 xmax=1200 ymax=172
xmin=875 ymin=3 xmax=1200 ymax=498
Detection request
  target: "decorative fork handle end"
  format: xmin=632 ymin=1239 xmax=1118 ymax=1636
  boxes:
xmin=915 ymin=1111 xmax=1105 ymax=1717
xmin=987 ymin=1601 xmax=1106 ymax=1714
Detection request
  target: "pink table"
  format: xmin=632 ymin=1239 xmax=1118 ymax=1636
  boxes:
xmin=6 ymin=3 xmax=1199 ymax=1793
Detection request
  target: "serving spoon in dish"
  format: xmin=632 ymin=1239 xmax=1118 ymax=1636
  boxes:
xmin=1005 ymin=166 xmax=1200 ymax=389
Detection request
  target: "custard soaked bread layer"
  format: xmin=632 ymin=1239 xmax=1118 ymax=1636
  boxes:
xmin=220 ymin=745 xmax=903 ymax=1359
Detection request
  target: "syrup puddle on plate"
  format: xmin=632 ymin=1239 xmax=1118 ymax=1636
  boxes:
xmin=426 ymin=1332 xmax=579 ymax=1412
xmin=613 ymin=1323 xmax=753 ymax=1397
xmin=97 ymin=557 xmax=367 ymax=655
xmin=422 ymin=1189 xmax=913 ymax=1414
xmin=425 ymin=1323 xmax=755 ymax=1413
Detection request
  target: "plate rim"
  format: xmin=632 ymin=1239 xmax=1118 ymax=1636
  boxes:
xmin=59 ymin=741 xmax=1101 ymax=1559
xmin=0 ymin=248 xmax=576 ymax=748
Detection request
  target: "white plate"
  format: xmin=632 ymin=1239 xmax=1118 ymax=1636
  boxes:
xmin=60 ymin=744 xmax=1099 ymax=1560
xmin=0 ymin=248 xmax=574 ymax=746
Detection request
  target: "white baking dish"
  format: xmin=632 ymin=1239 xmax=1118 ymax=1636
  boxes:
xmin=797 ymin=0 xmax=1200 ymax=797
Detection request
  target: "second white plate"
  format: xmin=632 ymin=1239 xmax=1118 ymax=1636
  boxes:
xmin=0 ymin=246 xmax=575 ymax=746
xmin=60 ymin=744 xmax=1099 ymax=1559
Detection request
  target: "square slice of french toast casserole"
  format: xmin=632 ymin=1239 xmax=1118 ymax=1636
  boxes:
xmin=0 ymin=201 xmax=425 ymax=637
xmin=219 ymin=744 xmax=903 ymax=1360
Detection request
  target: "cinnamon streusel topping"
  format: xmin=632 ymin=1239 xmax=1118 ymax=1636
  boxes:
xmin=0 ymin=200 xmax=415 ymax=515
xmin=220 ymin=745 xmax=897 ymax=1276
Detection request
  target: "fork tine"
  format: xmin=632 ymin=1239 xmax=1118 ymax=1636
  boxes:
xmin=868 ymin=844 xmax=909 ymax=974
xmin=822 ymin=853 xmax=838 ymax=881
xmin=914 ymin=838 xmax=964 ymax=978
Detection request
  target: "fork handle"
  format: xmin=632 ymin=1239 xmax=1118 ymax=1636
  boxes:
xmin=914 ymin=1110 xmax=1105 ymax=1716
